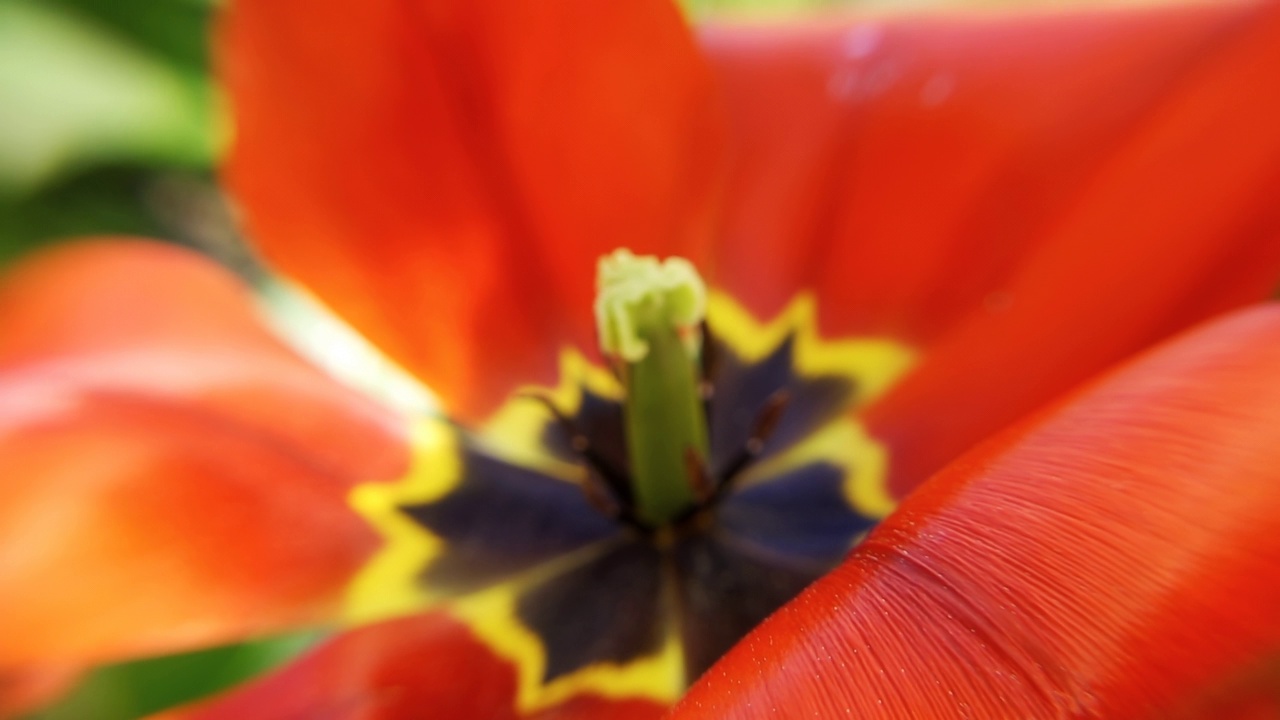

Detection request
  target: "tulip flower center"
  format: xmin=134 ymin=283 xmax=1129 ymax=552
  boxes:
xmin=347 ymin=251 xmax=915 ymax=712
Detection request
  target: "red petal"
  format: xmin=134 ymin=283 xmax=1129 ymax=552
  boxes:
xmin=0 ymin=665 xmax=79 ymax=717
xmin=672 ymin=304 xmax=1280 ymax=719
xmin=703 ymin=1 xmax=1280 ymax=494
xmin=220 ymin=0 xmax=724 ymax=424
xmin=164 ymin=613 xmax=666 ymax=720
xmin=0 ymin=241 xmax=408 ymax=669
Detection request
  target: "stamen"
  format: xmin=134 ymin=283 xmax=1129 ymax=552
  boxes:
xmin=522 ymin=391 xmax=632 ymax=506
xmin=683 ymin=447 xmax=715 ymax=504
xmin=698 ymin=319 xmax=718 ymax=402
xmin=746 ymin=390 xmax=791 ymax=456
xmin=718 ymin=389 xmax=792 ymax=488
xmin=581 ymin=466 xmax=623 ymax=519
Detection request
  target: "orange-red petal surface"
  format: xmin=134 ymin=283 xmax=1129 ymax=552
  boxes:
xmin=704 ymin=1 xmax=1280 ymax=494
xmin=0 ymin=666 xmax=80 ymax=718
xmin=163 ymin=613 xmax=666 ymax=720
xmin=221 ymin=0 xmax=725 ymax=424
xmin=672 ymin=304 xmax=1280 ymax=719
xmin=0 ymin=241 xmax=407 ymax=670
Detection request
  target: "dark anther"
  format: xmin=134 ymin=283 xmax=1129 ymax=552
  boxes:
xmin=522 ymin=391 xmax=589 ymax=447
xmin=521 ymin=392 xmax=632 ymax=505
xmin=606 ymin=356 xmax=627 ymax=386
xmin=717 ymin=389 xmax=792 ymax=489
xmin=745 ymin=389 xmax=790 ymax=456
xmin=698 ymin=320 xmax=719 ymax=392
xmin=683 ymin=447 xmax=715 ymax=503
xmin=581 ymin=466 xmax=623 ymax=519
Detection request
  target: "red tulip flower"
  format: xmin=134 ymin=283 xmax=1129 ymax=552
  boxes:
xmin=3 ymin=0 xmax=1280 ymax=718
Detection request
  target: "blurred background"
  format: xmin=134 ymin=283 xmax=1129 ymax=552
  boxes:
xmin=0 ymin=0 xmax=1151 ymax=717
xmin=0 ymin=0 xmax=904 ymax=276
xmin=0 ymin=0 xmax=1140 ymax=269
xmin=0 ymin=0 xmax=219 ymax=265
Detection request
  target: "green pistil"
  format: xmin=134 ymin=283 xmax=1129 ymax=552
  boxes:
xmin=595 ymin=249 xmax=710 ymax=527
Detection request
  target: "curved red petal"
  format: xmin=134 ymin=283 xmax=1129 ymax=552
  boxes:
xmin=0 ymin=665 xmax=79 ymax=717
xmin=703 ymin=1 xmax=1280 ymax=494
xmin=220 ymin=0 xmax=724 ymax=424
xmin=0 ymin=237 xmax=291 ymax=362
xmin=0 ymin=241 xmax=408 ymax=669
xmin=163 ymin=613 xmax=666 ymax=720
xmin=672 ymin=304 xmax=1280 ymax=719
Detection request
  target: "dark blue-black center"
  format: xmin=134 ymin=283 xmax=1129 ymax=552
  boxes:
xmin=399 ymin=330 xmax=880 ymax=684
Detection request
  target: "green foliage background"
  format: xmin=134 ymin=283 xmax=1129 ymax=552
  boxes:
xmin=0 ymin=0 xmax=219 ymax=263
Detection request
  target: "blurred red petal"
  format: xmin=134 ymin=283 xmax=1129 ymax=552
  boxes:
xmin=704 ymin=1 xmax=1280 ymax=494
xmin=220 ymin=0 xmax=724 ymax=424
xmin=0 ymin=241 xmax=407 ymax=669
xmin=673 ymin=304 xmax=1280 ymax=718
xmin=164 ymin=613 xmax=665 ymax=720
xmin=0 ymin=665 xmax=79 ymax=717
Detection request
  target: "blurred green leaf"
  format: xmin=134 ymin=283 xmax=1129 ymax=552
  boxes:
xmin=25 ymin=631 xmax=320 ymax=720
xmin=42 ymin=0 xmax=215 ymax=71
xmin=0 ymin=166 xmax=181 ymax=264
xmin=0 ymin=0 xmax=216 ymax=195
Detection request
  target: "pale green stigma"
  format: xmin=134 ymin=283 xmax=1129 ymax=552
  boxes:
xmin=594 ymin=249 xmax=706 ymax=363
xmin=593 ymin=248 xmax=710 ymax=527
